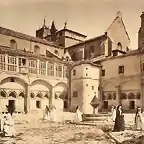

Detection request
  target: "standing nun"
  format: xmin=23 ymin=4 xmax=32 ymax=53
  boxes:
xmin=113 ymin=105 xmax=125 ymax=132
xmin=73 ymin=106 xmax=83 ymax=123
xmin=134 ymin=107 xmax=144 ymax=131
xmin=43 ymin=105 xmax=50 ymax=120
xmin=111 ymin=106 xmax=116 ymax=122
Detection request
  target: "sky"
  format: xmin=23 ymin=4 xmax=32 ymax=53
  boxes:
xmin=0 ymin=0 xmax=143 ymax=49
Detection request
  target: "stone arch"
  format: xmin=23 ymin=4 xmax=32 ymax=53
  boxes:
xmin=136 ymin=92 xmax=141 ymax=99
xmin=1 ymin=90 xmax=7 ymax=97
xmin=10 ymin=39 xmax=17 ymax=49
xmin=54 ymin=82 xmax=68 ymax=100
xmin=120 ymin=92 xmax=127 ymax=100
xmin=8 ymin=91 xmax=17 ymax=98
xmin=19 ymin=91 xmax=25 ymax=98
xmin=31 ymin=79 xmax=52 ymax=90
xmin=30 ymin=92 xmax=35 ymax=98
xmin=128 ymin=92 xmax=135 ymax=99
xmin=117 ymin=42 xmax=122 ymax=50
xmin=34 ymin=45 xmax=40 ymax=54
xmin=0 ymin=76 xmax=28 ymax=86
xmin=36 ymin=92 xmax=43 ymax=98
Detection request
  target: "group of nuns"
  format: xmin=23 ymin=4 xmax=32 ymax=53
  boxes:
xmin=111 ymin=105 xmax=144 ymax=132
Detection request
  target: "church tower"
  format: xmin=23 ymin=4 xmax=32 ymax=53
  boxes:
xmin=138 ymin=12 xmax=144 ymax=49
xmin=36 ymin=18 xmax=51 ymax=39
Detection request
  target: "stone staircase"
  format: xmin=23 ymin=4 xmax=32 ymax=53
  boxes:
xmin=81 ymin=113 xmax=112 ymax=125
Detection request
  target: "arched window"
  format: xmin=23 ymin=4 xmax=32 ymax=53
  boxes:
xmin=44 ymin=93 xmax=49 ymax=99
xmin=9 ymin=91 xmax=16 ymax=98
xmin=113 ymin=93 xmax=116 ymax=100
xmin=120 ymin=92 xmax=127 ymax=100
xmin=66 ymin=56 xmax=69 ymax=61
xmin=1 ymin=90 xmax=7 ymax=97
xmin=128 ymin=92 xmax=135 ymax=99
xmin=19 ymin=92 xmax=25 ymax=98
xmin=54 ymin=50 xmax=59 ymax=56
xmin=30 ymin=92 xmax=35 ymax=98
xmin=117 ymin=42 xmax=122 ymax=50
xmin=36 ymin=93 xmax=42 ymax=98
xmin=10 ymin=39 xmax=17 ymax=49
xmin=34 ymin=45 xmax=40 ymax=54
xmin=107 ymin=93 xmax=112 ymax=100
xmin=136 ymin=92 xmax=141 ymax=99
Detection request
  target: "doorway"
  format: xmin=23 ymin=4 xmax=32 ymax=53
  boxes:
xmin=129 ymin=101 xmax=135 ymax=109
xmin=8 ymin=100 xmax=15 ymax=112
xmin=103 ymin=101 xmax=108 ymax=109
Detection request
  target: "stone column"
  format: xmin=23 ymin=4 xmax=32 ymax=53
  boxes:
xmin=16 ymin=56 xmax=19 ymax=72
xmin=25 ymin=84 xmax=31 ymax=113
xmin=5 ymin=54 xmax=8 ymax=71
xmin=45 ymin=61 xmax=48 ymax=76
xmin=49 ymin=86 xmax=55 ymax=106
xmin=116 ymin=85 xmax=121 ymax=106
xmin=37 ymin=60 xmax=40 ymax=75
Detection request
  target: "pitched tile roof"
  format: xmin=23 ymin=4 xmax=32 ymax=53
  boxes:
xmin=0 ymin=27 xmax=63 ymax=49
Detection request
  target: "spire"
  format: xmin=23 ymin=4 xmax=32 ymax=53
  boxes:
xmin=116 ymin=11 xmax=122 ymax=19
xmin=64 ymin=20 xmax=67 ymax=29
xmin=43 ymin=16 xmax=46 ymax=27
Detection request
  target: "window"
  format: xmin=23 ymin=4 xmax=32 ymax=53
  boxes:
xmin=113 ymin=93 xmax=116 ymax=100
xmin=107 ymin=94 xmax=112 ymax=100
xmin=10 ymin=39 xmax=17 ymax=49
xmin=56 ymin=64 xmax=62 ymax=77
xmin=120 ymin=93 xmax=127 ymax=100
xmin=19 ymin=58 xmax=26 ymax=67
xmin=34 ymin=45 xmax=40 ymax=54
xmin=54 ymin=50 xmax=59 ymax=56
xmin=30 ymin=93 xmax=35 ymax=98
xmin=8 ymin=56 xmax=17 ymax=72
xmin=1 ymin=91 xmax=6 ymax=97
xmin=90 ymin=46 xmax=95 ymax=53
xmin=86 ymin=84 xmax=88 ymax=87
xmin=86 ymin=73 xmax=88 ymax=76
xmin=47 ymin=62 xmax=54 ymax=76
xmin=92 ymin=86 xmax=94 ymax=90
xmin=129 ymin=101 xmax=135 ymax=109
xmin=0 ymin=54 xmax=5 ymax=70
xmin=118 ymin=66 xmax=124 ymax=74
xmin=73 ymin=70 xmax=76 ymax=76
xmin=102 ymin=69 xmax=105 ymax=76
xmin=63 ymin=65 xmax=67 ymax=78
xmin=86 ymin=68 xmax=88 ymax=70
xmin=117 ymin=42 xmax=122 ymax=50
xmin=64 ymin=101 xmax=68 ymax=109
xmin=39 ymin=61 xmax=46 ymax=75
xmin=36 ymin=101 xmax=41 ymax=108
xmin=29 ymin=59 xmax=37 ymax=74
xmin=128 ymin=92 xmax=135 ymax=99
xmin=10 ymin=78 xmax=15 ymax=82
xmin=73 ymin=91 xmax=78 ymax=97
xmin=136 ymin=92 xmax=141 ymax=99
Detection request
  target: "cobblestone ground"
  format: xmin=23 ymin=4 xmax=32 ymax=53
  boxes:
xmin=0 ymin=121 xmax=114 ymax=144
xmin=0 ymin=112 xmax=142 ymax=144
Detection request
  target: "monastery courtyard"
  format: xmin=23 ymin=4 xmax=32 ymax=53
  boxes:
xmin=0 ymin=112 xmax=144 ymax=144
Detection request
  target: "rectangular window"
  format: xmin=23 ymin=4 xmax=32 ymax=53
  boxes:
xmin=63 ymin=65 xmax=67 ymax=78
xmin=73 ymin=70 xmax=76 ymax=76
xmin=102 ymin=69 xmax=105 ymax=76
xmin=73 ymin=91 xmax=78 ymax=97
xmin=118 ymin=66 xmax=124 ymax=74
xmin=19 ymin=58 xmax=26 ymax=67
xmin=39 ymin=61 xmax=46 ymax=75
xmin=47 ymin=62 xmax=54 ymax=76
xmin=8 ymin=56 xmax=17 ymax=72
xmin=36 ymin=101 xmax=41 ymax=108
xmin=0 ymin=54 xmax=5 ymax=70
xmin=29 ymin=59 xmax=37 ymax=74
xmin=56 ymin=64 xmax=62 ymax=77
